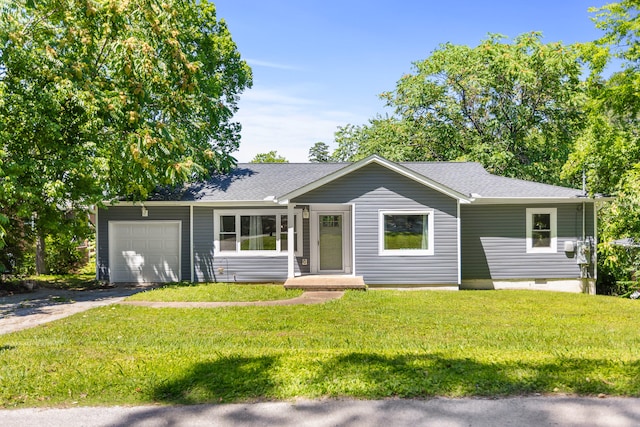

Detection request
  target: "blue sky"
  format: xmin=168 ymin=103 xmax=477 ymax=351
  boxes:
xmin=214 ymin=1 xmax=608 ymax=163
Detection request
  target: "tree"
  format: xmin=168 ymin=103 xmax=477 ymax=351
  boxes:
xmin=334 ymin=33 xmax=585 ymax=185
xmin=0 ymin=0 xmax=252 ymax=273
xmin=308 ymin=142 xmax=331 ymax=162
xmin=562 ymin=1 xmax=640 ymax=289
xmin=0 ymin=214 xmax=6 ymax=273
xmin=250 ymin=151 xmax=288 ymax=163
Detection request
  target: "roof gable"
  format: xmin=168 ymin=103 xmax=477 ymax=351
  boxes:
xmin=277 ymin=155 xmax=471 ymax=203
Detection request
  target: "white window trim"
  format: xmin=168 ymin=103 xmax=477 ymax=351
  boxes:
xmin=526 ymin=208 xmax=557 ymax=253
xmin=214 ymin=209 xmax=303 ymax=257
xmin=379 ymin=210 xmax=434 ymax=256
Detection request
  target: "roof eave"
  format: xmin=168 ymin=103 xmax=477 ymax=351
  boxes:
xmin=469 ymin=196 xmax=603 ymax=205
xmin=102 ymin=200 xmax=282 ymax=207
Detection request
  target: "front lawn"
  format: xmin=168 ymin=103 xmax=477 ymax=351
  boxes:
xmin=0 ymin=290 xmax=639 ymax=407
xmin=126 ymin=283 xmax=303 ymax=302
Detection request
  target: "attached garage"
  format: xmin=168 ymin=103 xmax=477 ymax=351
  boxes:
xmin=108 ymin=221 xmax=181 ymax=283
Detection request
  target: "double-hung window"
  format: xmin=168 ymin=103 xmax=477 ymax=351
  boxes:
xmin=215 ymin=210 xmax=302 ymax=256
xmin=526 ymin=208 xmax=557 ymax=253
xmin=379 ymin=210 xmax=434 ymax=256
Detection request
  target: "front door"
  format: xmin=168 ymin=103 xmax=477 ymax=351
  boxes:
xmin=311 ymin=209 xmax=351 ymax=274
xmin=319 ymin=214 xmax=343 ymax=272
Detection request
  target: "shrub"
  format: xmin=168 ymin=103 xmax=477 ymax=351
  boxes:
xmin=45 ymin=235 xmax=86 ymax=275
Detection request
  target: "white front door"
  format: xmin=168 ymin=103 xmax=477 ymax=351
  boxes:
xmin=311 ymin=209 xmax=351 ymax=274
xmin=319 ymin=214 xmax=343 ymax=272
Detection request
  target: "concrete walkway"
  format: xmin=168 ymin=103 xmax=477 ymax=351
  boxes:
xmin=1 ymin=397 xmax=640 ymax=427
xmin=119 ymin=291 xmax=344 ymax=308
xmin=0 ymin=286 xmax=344 ymax=335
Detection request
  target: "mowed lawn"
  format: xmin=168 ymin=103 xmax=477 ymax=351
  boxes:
xmin=0 ymin=287 xmax=639 ymax=408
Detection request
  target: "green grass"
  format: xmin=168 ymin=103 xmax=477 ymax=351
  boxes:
xmin=0 ymin=290 xmax=639 ymax=408
xmin=126 ymin=283 xmax=303 ymax=302
xmin=384 ymin=232 xmax=425 ymax=250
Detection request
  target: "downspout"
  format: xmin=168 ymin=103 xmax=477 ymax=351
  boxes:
xmin=190 ymin=204 xmax=194 ymax=282
xmin=457 ymin=200 xmax=461 ymax=288
xmin=95 ymin=207 xmax=99 ymax=281
xmin=582 ymin=169 xmax=587 ymax=241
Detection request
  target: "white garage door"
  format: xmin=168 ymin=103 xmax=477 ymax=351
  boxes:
xmin=109 ymin=221 xmax=181 ymax=283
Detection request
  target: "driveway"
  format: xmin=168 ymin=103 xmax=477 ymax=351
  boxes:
xmin=0 ymin=283 xmax=158 ymax=335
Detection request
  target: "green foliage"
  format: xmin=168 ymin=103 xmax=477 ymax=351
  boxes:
xmin=44 ymin=236 xmax=84 ymax=275
xmin=0 ymin=0 xmax=251 ymax=201
xmin=1 ymin=290 xmax=639 ymax=407
xmin=0 ymin=0 xmax=251 ymax=273
xmin=250 ymin=150 xmax=288 ymax=163
xmin=334 ymin=33 xmax=585 ymax=185
xmin=40 ymin=210 xmax=91 ymax=275
xmin=0 ymin=210 xmax=35 ymax=276
xmin=308 ymin=141 xmax=331 ymax=162
xmin=610 ymin=280 xmax=640 ymax=298
xmin=565 ymin=1 xmax=640 ymax=289
xmin=0 ymin=214 xmax=6 ymax=273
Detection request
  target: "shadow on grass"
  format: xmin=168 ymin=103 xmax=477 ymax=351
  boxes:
xmin=151 ymin=352 xmax=640 ymax=404
xmin=312 ymin=353 xmax=640 ymax=397
xmin=152 ymin=355 xmax=279 ymax=404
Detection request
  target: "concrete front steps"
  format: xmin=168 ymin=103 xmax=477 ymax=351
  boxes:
xmin=284 ymin=275 xmax=367 ymax=291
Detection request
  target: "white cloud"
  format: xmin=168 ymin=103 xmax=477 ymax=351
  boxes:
xmin=245 ymin=58 xmax=301 ymax=71
xmin=232 ymin=87 xmax=367 ymax=163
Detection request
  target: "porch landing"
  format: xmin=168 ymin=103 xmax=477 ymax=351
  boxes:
xmin=284 ymin=275 xmax=367 ymax=291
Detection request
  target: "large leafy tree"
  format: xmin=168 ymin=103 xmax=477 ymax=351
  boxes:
xmin=0 ymin=0 xmax=252 ymax=273
xmin=308 ymin=142 xmax=331 ymax=163
xmin=563 ymin=1 xmax=640 ymax=285
xmin=250 ymin=151 xmax=288 ymax=163
xmin=334 ymin=33 xmax=585 ymax=185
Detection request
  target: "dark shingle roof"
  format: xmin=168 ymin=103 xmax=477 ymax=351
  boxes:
xmin=401 ymin=162 xmax=584 ymax=198
xmin=183 ymin=163 xmax=347 ymax=201
xmin=181 ymin=159 xmax=584 ymax=202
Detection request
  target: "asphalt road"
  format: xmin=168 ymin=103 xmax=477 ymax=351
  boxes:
xmin=1 ymin=397 xmax=640 ymax=427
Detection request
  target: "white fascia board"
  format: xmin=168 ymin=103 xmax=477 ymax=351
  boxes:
xmin=277 ymin=155 xmax=471 ymax=203
xmin=469 ymin=197 xmax=599 ymax=205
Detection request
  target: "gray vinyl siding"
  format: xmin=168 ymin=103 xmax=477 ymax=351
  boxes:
xmin=461 ymin=203 xmax=596 ymax=280
xmin=97 ymin=205 xmax=190 ymax=281
xmin=294 ymin=163 xmax=459 ymax=285
xmin=193 ymin=206 xmax=215 ymax=282
xmin=194 ymin=206 xmax=305 ymax=283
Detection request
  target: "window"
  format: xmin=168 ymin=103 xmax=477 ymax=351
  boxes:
xmin=526 ymin=208 xmax=557 ymax=253
xmin=215 ymin=210 xmax=302 ymax=256
xmin=379 ymin=210 xmax=434 ymax=256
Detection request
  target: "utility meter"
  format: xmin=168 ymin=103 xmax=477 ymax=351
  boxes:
xmin=576 ymin=240 xmax=591 ymax=265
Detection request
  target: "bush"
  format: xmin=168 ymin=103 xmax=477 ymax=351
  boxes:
xmin=45 ymin=235 xmax=86 ymax=275
xmin=612 ymin=281 xmax=640 ymax=298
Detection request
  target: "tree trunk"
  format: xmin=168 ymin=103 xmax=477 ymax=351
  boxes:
xmin=35 ymin=231 xmax=48 ymax=275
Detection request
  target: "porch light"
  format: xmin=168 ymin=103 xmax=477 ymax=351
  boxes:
xmin=303 ymin=207 xmax=310 ymax=219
